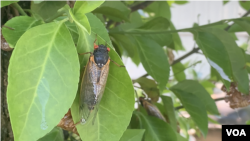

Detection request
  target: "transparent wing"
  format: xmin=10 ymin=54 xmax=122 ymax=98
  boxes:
xmin=79 ymin=56 xmax=110 ymax=124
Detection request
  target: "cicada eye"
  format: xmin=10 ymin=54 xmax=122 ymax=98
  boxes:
xmin=94 ymin=45 xmax=98 ymax=50
xmin=107 ymin=47 xmax=110 ymax=52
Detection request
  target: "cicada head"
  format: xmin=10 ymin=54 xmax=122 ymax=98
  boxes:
xmin=93 ymin=44 xmax=110 ymax=68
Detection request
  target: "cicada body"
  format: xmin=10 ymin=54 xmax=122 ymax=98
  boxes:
xmin=79 ymin=44 xmax=111 ymax=124
xmin=139 ymin=97 xmax=166 ymax=122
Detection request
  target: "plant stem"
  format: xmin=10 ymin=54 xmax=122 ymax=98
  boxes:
xmin=11 ymin=3 xmax=27 ymax=16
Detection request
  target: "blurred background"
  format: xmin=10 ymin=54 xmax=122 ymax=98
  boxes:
xmin=125 ymin=1 xmax=250 ymax=141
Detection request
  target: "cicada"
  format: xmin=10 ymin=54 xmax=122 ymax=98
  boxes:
xmin=139 ymin=96 xmax=166 ymax=122
xmin=77 ymin=38 xmax=123 ymax=125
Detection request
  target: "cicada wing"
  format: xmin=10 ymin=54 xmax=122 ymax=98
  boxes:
xmin=79 ymin=56 xmax=110 ymax=124
xmin=79 ymin=56 xmax=96 ymax=123
xmin=91 ymin=60 xmax=110 ymax=125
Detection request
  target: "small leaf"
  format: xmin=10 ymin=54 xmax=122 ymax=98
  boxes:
xmin=172 ymin=63 xmax=186 ymax=82
xmin=161 ymin=96 xmax=177 ymax=131
xmin=2 ymin=16 xmax=43 ymax=48
xmin=144 ymin=1 xmax=171 ymax=20
xmin=135 ymin=77 xmax=160 ymax=103
xmin=69 ymin=9 xmax=91 ymax=34
xmin=38 ymin=127 xmax=64 ymax=141
xmin=31 ymin=1 xmax=66 ymax=21
xmin=175 ymin=1 xmax=189 ymax=5
xmin=73 ymin=0 xmax=104 ymax=14
xmin=92 ymin=1 xmax=130 ymax=22
xmin=234 ymin=19 xmax=250 ymax=35
xmin=120 ymin=129 xmax=145 ymax=141
xmin=1 ymin=1 xmax=18 ymax=7
xmin=239 ymin=1 xmax=250 ymax=11
xmin=194 ymin=28 xmax=249 ymax=94
xmin=7 ymin=21 xmax=79 ymax=141
xmin=135 ymin=36 xmax=170 ymax=92
xmin=170 ymin=88 xmax=208 ymax=136
xmin=135 ymin=111 xmax=177 ymax=141
xmin=223 ymin=0 xmax=229 ymax=5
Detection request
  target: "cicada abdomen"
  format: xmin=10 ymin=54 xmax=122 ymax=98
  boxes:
xmin=79 ymin=43 xmax=111 ymax=125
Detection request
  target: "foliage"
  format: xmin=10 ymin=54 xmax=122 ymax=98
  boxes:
xmin=2 ymin=1 xmax=250 ymax=141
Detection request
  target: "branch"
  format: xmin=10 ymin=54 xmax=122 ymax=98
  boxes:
xmin=11 ymin=3 xmax=27 ymax=16
xmin=175 ymin=97 xmax=225 ymax=110
xmin=130 ymin=1 xmax=154 ymax=12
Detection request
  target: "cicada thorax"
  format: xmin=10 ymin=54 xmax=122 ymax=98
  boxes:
xmin=139 ymin=97 xmax=166 ymax=122
xmin=79 ymin=44 xmax=110 ymax=124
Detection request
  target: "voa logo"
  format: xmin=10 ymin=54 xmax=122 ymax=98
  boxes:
xmin=226 ymin=129 xmax=246 ymax=136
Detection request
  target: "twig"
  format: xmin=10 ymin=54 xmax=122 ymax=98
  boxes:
xmin=11 ymin=3 xmax=27 ymax=16
xmin=130 ymin=1 xmax=154 ymax=12
xmin=175 ymin=97 xmax=225 ymax=110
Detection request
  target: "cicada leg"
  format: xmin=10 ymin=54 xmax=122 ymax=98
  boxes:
xmin=109 ymin=59 xmax=125 ymax=67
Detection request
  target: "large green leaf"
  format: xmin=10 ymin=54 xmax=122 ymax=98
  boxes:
xmin=120 ymin=129 xmax=145 ymax=141
xmin=1 ymin=1 xmax=18 ymax=7
xmin=194 ymin=28 xmax=249 ymax=94
xmin=135 ymin=36 xmax=170 ymax=92
xmin=73 ymin=1 xmax=104 ymax=14
xmin=239 ymin=1 xmax=250 ymax=11
xmin=170 ymin=88 xmax=208 ymax=136
xmin=171 ymin=80 xmax=219 ymax=115
xmin=38 ymin=127 xmax=64 ymax=141
xmin=135 ymin=111 xmax=177 ymax=141
xmin=2 ymin=16 xmax=43 ymax=48
xmin=161 ymin=96 xmax=177 ymax=131
xmin=7 ymin=21 xmax=79 ymax=141
xmin=31 ymin=1 xmax=66 ymax=21
xmin=71 ymin=14 xmax=134 ymax=141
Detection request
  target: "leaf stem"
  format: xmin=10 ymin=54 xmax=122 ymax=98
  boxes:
xmin=11 ymin=3 xmax=27 ymax=16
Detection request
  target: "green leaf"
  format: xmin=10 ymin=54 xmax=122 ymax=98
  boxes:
xmin=70 ymin=9 xmax=91 ymax=34
xmin=31 ymin=1 xmax=66 ymax=21
xmin=169 ymin=22 xmax=185 ymax=50
xmin=135 ymin=111 xmax=177 ymax=141
xmin=38 ymin=127 xmax=64 ymax=141
xmin=73 ymin=0 xmax=104 ymax=14
xmin=239 ymin=1 xmax=250 ymax=11
xmin=71 ymin=14 xmax=135 ymax=141
xmin=245 ymin=54 xmax=250 ymax=74
xmin=92 ymin=1 xmax=130 ymax=22
xmin=33 ymin=0 xmax=44 ymax=4
xmin=93 ymin=7 xmax=129 ymax=22
xmin=1 ymin=1 xmax=18 ymax=7
xmin=65 ymin=21 xmax=79 ymax=44
xmin=246 ymin=120 xmax=250 ymax=125
xmin=135 ymin=36 xmax=170 ymax=92
xmin=223 ymin=0 xmax=229 ymax=5
xmin=7 ymin=21 xmax=79 ymax=141
xmin=135 ymin=77 xmax=160 ymax=103
xmin=234 ymin=19 xmax=250 ymax=35
xmin=2 ymin=16 xmax=43 ymax=48
xmin=194 ymin=28 xmax=249 ymax=94
xmin=175 ymin=1 xmax=189 ymax=5
xmin=144 ymin=1 xmax=171 ymax=20
xmin=172 ymin=80 xmax=219 ymax=115
xmin=161 ymin=96 xmax=177 ymax=131
xmin=120 ymin=129 xmax=145 ymax=141
xmin=172 ymin=62 xmax=186 ymax=82
xmin=170 ymin=88 xmax=208 ymax=137
xmin=200 ymin=80 xmax=215 ymax=94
